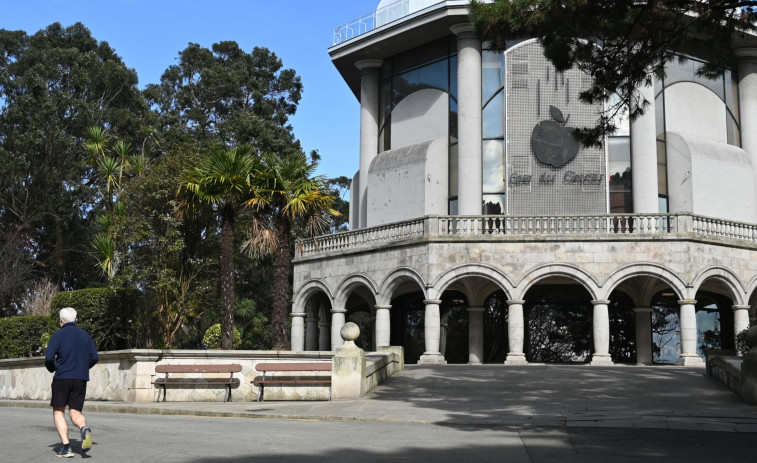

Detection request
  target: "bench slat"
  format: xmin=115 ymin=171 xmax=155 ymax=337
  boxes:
xmin=155 ymin=364 xmax=242 ymax=374
xmin=252 ymin=380 xmax=331 ymax=385
xmin=255 ymin=362 xmax=331 ymax=372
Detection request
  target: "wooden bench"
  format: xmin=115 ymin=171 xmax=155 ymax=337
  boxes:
xmin=252 ymin=362 xmax=332 ymax=402
xmin=152 ymin=364 xmax=242 ymax=402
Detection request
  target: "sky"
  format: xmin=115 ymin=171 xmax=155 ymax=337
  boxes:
xmin=1 ymin=0 xmax=384 ymax=180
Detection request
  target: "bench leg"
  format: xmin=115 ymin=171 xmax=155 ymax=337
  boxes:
xmin=258 ymin=384 xmax=264 ymax=402
xmin=225 ymin=385 xmax=231 ymax=402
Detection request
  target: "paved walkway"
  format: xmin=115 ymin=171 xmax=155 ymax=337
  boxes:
xmin=3 ymin=365 xmax=757 ymax=432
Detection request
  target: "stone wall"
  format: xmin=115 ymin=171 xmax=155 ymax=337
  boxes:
xmin=0 ymin=349 xmax=402 ymax=403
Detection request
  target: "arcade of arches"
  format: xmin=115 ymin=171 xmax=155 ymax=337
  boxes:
xmin=291 ymin=264 xmax=756 ymax=366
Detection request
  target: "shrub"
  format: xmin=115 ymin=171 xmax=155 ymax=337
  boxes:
xmin=50 ymin=288 xmax=143 ymax=351
xmin=0 ymin=315 xmax=57 ymax=359
xmin=202 ymin=323 xmax=241 ymax=349
xmin=737 ymin=328 xmax=754 ymax=356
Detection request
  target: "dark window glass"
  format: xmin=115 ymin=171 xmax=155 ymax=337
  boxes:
xmin=392 ymin=59 xmax=448 ymax=107
xmin=483 ymin=194 xmax=505 ymax=215
xmin=726 ymin=112 xmax=740 ymax=147
xmin=608 ymin=137 xmax=632 ymax=213
xmin=449 ymin=54 xmax=457 ymax=100
xmin=657 ymin=140 xmax=668 ymax=196
xmin=393 ymin=38 xmax=448 ymax=74
xmin=449 ymin=97 xmax=458 ymax=143
xmin=483 ymin=89 xmax=505 ymax=139
xmin=726 ymin=69 xmax=739 ymax=125
xmin=449 ymin=143 xmax=458 ymax=198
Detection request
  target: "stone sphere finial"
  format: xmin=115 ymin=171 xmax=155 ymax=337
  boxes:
xmin=340 ymin=322 xmax=360 ymax=343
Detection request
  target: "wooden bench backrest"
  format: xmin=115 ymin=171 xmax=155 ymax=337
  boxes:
xmin=155 ymin=364 xmax=242 ymax=374
xmin=255 ymin=362 xmax=332 ymax=372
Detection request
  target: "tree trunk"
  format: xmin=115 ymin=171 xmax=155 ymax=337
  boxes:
xmin=220 ymin=203 xmax=236 ymax=350
xmin=272 ymin=218 xmax=291 ymax=350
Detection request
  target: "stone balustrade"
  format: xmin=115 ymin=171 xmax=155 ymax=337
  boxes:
xmin=296 ymin=213 xmax=757 ymax=258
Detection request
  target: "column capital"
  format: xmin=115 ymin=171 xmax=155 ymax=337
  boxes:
xmin=633 ymin=307 xmax=653 ymax=313
xmin=355 ymin=59 xmax=383 ymax=72
xmin=677 ymin=299 xmax=697 ymax=306
xmin=374 ymin=305 xmax=392 ymax=310
xmin=331 ymin=307 xmax=347 ymax=314
xmin=735 ymin=48 xmax=757 ymax=64
xmin=450 ymin=23 xmax=477 ymax=39
xmin=732 ymin=304 xmax=751 ymax=311
xmin=506 ymin=300 xmax=525 ymax=306
xmin=467 ymin=306 xmax=485 ymax=313
xmin=423 ymin=299 xmax=442 ymax=306
xmin=290 ymin=312 xmax=306 ymax=318
xmin=591 ymin=300 xmax=611 ymax=306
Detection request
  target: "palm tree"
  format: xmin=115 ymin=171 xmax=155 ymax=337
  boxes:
xmin=178 ymin=146 xmax=258 ymax=349
xmin=243 ymin=152 xmax=338 ymax=350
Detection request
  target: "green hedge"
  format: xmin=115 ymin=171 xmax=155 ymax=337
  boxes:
xmin=0 ymin=315 xmax=57 ymax=359
xmin=51 ymin=288 xmax=143 ymax=351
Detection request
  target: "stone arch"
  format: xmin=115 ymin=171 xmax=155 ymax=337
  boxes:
xmin=429 ymin=264 xmax=514 ymax=301
xmin=377 ymin=267 xmax=428 ymax=306
xmin=515 ymin=263 xmax=600 ymax=301
xmin=600 ymin=263 xmax=687 ymax=301
xmin=334 ymin=273 xmax=379 ymax=308
xmin=691 ymin=266 xmax=747 ymax=305
xmin=292 ymin=279 xmax=334 ymax=313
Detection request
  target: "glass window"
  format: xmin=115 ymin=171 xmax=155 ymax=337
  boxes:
xmin=393 ymin=38 xmax=449 ymax=74
xmin=657 ymin=140 xmax=668 ymax=196
xmin=449 ymin=198 xmax=458 ymax=215
xmin=482 ymin=50 xmax=504 ymax=104
xmin=482 ymin=140 xmax=505 ymax=193
xmin=449 ymin=54 xmax=457 ymax=101
xmin=655 ymin=93 xmax=665 ymax=140
xmin=726 ymin=112 xmax=740 ymax=147
xmin=449 ymin=143 xmax=458 ymax=198
xmin=658 ymin=196 xmax=668 ymax=213
xmin=726 ymin=69 xmax=739 ymax=124
xmin=607 ymin=93 xmax=630 ymax=136
xmin=392 ymin=59 xmax=448 ymax=107
xmin=449 ymin=97 xmax=458 ymax=143
xmin=608 ymin=137 xmax=631 ymax=192
xmin=482 ymin=89 xmax=505 ymax=139
xmin=483 ymin=194 xmax=505 ymax=215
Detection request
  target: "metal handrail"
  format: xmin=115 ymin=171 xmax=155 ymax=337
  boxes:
xmin=333 ymin=0 xmax=445 ymax=45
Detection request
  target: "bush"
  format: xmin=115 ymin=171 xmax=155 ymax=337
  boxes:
xmin=202 ymin=323 xmax=241 ymax=349
xmin=50 ymin=288 xmax=143 ymax=351
xmin=0 ymin=315 xmax=57 ymax=359
xmin=737 ymin=328 xmax=753 ymax=356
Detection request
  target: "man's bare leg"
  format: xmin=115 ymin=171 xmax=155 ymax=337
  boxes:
xmin=68 ymin=409 xmax=86 ymax=430
xmin=53 ymin=407 xmax=69 ymax=444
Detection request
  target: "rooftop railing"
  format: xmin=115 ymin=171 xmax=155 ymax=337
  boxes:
xmin=296 ymin=213 xmax=757 ymax=257
xmin=333 ymin=0 xmax=446 ymax=45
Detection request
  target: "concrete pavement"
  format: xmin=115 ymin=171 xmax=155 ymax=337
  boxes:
xmin=3 ymin=365 xmax=757 ymax=431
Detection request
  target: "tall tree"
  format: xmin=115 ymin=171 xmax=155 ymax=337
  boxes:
xmin=0 ymin=22 xmax=147 ymax=291
xmin=243 ymin=151 xmax=338 ymax=350
xmin=144 ymin=41 xmax=303 ymax=154
xmin=470 ymin=1 xmax=757 ymax=144
xmin=178 ymin=146 xmax=259 ymax=350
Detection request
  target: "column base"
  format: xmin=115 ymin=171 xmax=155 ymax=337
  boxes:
xmin=418 ymin=353 xmax=447 ymax=365
xmin=675 ymin=355 xmax=705 ymax=367
xmin=590 ymin=354 xmax=614 ymax=366
xmin=504 ymin=353 xmax=528 ymax=365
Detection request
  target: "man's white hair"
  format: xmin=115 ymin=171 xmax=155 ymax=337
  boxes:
xmin=59 ymin=307 xmax=77 ymax=324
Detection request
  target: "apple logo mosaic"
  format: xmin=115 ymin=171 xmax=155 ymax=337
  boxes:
xmin=530 ymin=105 xmax=580 ymax=168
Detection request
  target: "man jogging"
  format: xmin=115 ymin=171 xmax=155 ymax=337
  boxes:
xmin=45 ymin=307 xmax=99 ymax=458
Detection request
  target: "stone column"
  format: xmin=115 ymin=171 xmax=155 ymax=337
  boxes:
xmin=630 ymin=80 xmax=659 ymax=213
xmin=468 ymin=307 xmax=484 ymax=364
xmin=505 ymin=300 xmax=527 ymax=365
xmin=676 ymin=299 xmax=704 ymax=366
xmin=451 ymin=24 xmax=482 ymax=215
xmin=419 ymin=299 xmax=446 ymax=364
xmin=375 ymin=305 xmax=392 ymax=348
xmin=331 ymin=307 xmax=347 ymax=350
xmin=590 ymin=300 xmax=613 ymax=365
xmin=305 ymin=316 xmax=318 ymax=351
xmin=332 ymin=322 xmax=367 ymax=400
xmin=355 ymin=59 xmax=383 ymax=229
xmin=633 ymin=308 xmax=653 ymax=365
xmin=733 ymin=305 xmax=751 ymax=354
xmin=318 ymin=319 xmax=331 ymax=351
xmin=290 ymin=312 xmax=306 ymax=351
xmin=736 ymin=48 xmax=757 ymax=187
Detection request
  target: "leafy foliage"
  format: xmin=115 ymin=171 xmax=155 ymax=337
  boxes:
xmin=471 ymin=0 xmax=757 ymax=145
xmin=0 ymin=315 xmax=57 ymax=359
xmin=202 ymin=323 xmax=241 ymax=349
xmin=50 ymin=288 xmax=143 ymax=351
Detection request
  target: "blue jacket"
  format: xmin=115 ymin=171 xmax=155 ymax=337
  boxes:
xmin=45 ymin=323 xmax=99 ymax=381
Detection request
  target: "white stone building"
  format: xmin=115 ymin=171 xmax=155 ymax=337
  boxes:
xmin=291 ymin=0 xmax=757 ymax=366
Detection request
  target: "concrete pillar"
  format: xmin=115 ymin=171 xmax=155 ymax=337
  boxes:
xmin=590 ymin=300 xmax=613 ymax=365
xmin=290 ymin=312 xmax=306 ymax=352
xmin=630 ymin=80 xmax=659 ymax=213
xmin=332 ymin=322 xmax=367 ymax=400
xmin=733 ymin=305 xmax=751 ymax=354
xmin=505 ymin=300 xmax=527 ymax=365
xmin=468 ymin=307 xmax=484 ymax=364
xmin=676 ymin=299 xmax=705 ymax=366
xmin=331 ymin=307 xmax=347 ymax=350
xmin=736 ymin=48 xmax=757 ymax=188
xmin=375 ymin=305 xmax=391 ymax=348
xmin=305 ymin=316 xmax=318 ymax=351
xmin=355 ymin=59 xmax=383 ymax=229
xmin=633 ymin=308 xmax=653 ymax=365
xmin=419 ymin=299 xmax=446 ymax=364
xmin=318 ymin=320 xmax=331 ymax=351
xmin=451 ymin=23 xmax=482 ymax=215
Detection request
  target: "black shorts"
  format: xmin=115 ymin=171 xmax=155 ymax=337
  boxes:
xmin=50 ymin=379 xmax=88 ymax=411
